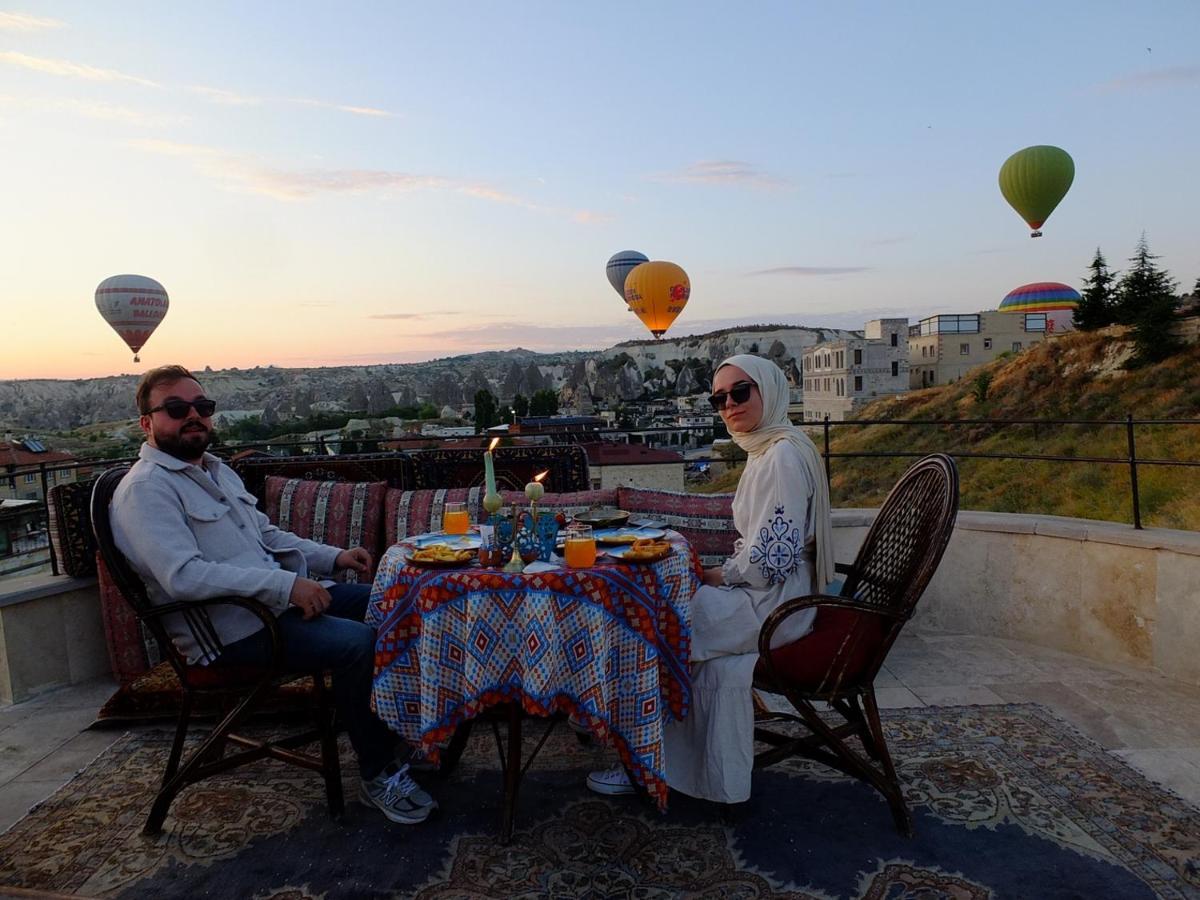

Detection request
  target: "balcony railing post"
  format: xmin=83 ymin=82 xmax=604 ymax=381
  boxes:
xmin=40 ymin=461 xmax=60 ymax=575
xmin=823 ymin=415 xmax=831 ymax=485
xmin=1126 ymin=413 xmax=1142 ymax=530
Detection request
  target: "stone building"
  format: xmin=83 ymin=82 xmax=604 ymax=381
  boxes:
xmin=908 ymin=310 xmax=1049 ymax=389
xmin=800 ymin=319 xmax=910 ymax=422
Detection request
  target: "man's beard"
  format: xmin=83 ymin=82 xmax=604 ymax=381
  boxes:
xmin=153 ymin=423 xmax=213 ymax=462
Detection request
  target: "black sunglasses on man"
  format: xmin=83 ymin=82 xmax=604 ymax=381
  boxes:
xmin=146 ymin=398 xmax=217 ymax=419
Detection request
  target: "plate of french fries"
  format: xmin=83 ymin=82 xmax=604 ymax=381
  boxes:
xmin=606 ymin=538 xmax=673 ymax=563
xmin=405 ymin=543 xmax=476 ymax=568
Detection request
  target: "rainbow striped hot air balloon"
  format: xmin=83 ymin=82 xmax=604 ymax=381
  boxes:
xmin=999 ymin=281 xmax=1080 ymax=334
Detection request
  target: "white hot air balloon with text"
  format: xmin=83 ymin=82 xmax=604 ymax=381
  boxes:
xmin=94 ymin=274 xmax=169 ymax=362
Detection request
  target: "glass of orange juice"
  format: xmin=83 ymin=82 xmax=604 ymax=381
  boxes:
xmin=442 ymin=501 xmax=469 ymax=535
xmin=564 ymin=524 xmax=597 ymax=568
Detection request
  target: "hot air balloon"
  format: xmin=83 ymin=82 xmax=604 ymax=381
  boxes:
xmin=606 ymin=250 xmax=649 ymax=307
xmin=998 ymin=145 xmax=1074 ymax=238
xmin=624 ymin=261 xmax=689 ymax=338
xmin=94 ymin=274 xmax=169 ymax=362
xmin=999 ymin=281 xmax=1080 ymax=333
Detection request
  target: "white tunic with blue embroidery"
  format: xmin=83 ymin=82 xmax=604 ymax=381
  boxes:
xmin=663 ymin=439 xmax=820 ymax=803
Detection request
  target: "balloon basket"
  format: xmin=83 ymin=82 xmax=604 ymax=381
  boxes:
xmin=1030 ymin=231 xmax=1042 ymax=238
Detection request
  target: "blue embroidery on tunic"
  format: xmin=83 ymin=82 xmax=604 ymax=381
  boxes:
xmin=749 ymin=505 xmax=803 ymax=584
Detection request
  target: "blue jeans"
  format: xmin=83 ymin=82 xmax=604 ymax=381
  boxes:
xmin=214 ymin=583 xmax=396 ymax=779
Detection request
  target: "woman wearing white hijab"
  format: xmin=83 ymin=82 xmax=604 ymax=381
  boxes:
xmin=588 ymin=353 xmax=835 ymax=803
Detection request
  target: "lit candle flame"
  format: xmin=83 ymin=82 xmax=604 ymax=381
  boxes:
xmin=488 ymin=437 xmax=500 ymax=452
xmin=534 ymin=470 xmax=548 ymax=483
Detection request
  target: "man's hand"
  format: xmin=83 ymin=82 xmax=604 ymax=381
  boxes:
xmin=289 ymin=577 xmax=332 ymax=620
xmin=335 ymin=547 xmax=372 ymax=575
xmin=701 ymin=566 xmax=725 ymax=587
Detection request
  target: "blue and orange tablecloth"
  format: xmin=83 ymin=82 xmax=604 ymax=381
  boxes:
xmin=367 ymin=534 xmax=700 ymax=809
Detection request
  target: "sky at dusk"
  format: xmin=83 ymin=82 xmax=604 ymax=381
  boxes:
xmin=2 ymin=1 xmax=1197 ymax=380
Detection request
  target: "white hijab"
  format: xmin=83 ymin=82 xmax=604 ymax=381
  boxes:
xmin=717 ymin=353 xmax=835 ymax=588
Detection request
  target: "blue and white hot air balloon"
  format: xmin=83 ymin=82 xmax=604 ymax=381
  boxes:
xmin=606 ymin=251 xmax=649 ymax=307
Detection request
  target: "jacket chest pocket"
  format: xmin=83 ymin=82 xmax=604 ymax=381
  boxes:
xmin=184 ymin=499 xmax=236 ymax=542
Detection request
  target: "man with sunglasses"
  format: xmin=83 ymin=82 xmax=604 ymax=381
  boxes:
xmin=109 ymin=365 xmax=436 ymax=826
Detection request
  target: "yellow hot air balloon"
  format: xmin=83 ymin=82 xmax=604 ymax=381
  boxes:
xmin=623 ymin=261 xmax=690 ymax=339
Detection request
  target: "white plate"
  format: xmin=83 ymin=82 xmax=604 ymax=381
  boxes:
xmin=606 ymin=543 xmax=672 ymax=562
xmin=593 ymin=527 xmax=666 ymax=545
xmin=410 ymin=532 xmax=482 ymax=550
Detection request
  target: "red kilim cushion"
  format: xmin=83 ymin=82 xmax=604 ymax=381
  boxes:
xmin=616 ymin=486 xmax=735 ymax=567
xmin=755 ymin=607 xmax=889 ymax=690
xmin=263 ymin=477 xmax=386 ymax=582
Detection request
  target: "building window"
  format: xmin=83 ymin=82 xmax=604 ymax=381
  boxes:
xmin=891 ymin=361 xmax=899 ymax=377
xmin=24 ymin=473 xmax=36 ymax=484
xmin=854 ymin=349 xmax=862 ymax=365
xmin=824 ymin=378 xmax=830 ymax=392
xmin=984 ymin=338 xmax=992 ymax=349
xmin=1024 ymin=313 xmax=1047 ymax=332
xmin=890 ymin=332 xmax=898 ymax=346
xmin=959 ymin=342 xmax=970 ymax=355
xmin=1012 ymin=341 xmax=1022 ymax=352
xmin=854 ymin=375 xmax=863 ymax=391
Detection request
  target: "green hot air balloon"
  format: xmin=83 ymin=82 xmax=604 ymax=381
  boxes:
xmin=998 ymin=145 xmax=1074 ymax=238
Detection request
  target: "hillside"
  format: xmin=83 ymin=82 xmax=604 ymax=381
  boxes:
xmin=709 ymin=327 xmax=1200 ymax=530
xmin=0 ymin=324 xmax=858 ymax=432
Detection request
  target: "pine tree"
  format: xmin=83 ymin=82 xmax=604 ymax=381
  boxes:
xmin=473 ymin=389 xmax=498 ymax=433
xmin=1114 ymin=235 xmax=1180 ymax=366
xmin=1073 ymin=248 xmax=1117 ymax=330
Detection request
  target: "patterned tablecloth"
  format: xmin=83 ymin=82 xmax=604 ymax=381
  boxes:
xmin=368 ymin=533 xmax=700 ymax=809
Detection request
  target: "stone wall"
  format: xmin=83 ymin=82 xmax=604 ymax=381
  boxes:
xmin=832 ymin=509 xmax=1200 ymax=686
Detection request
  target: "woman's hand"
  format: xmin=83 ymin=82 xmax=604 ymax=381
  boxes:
xmin=701 ymin=566 xmax=725 ymax=587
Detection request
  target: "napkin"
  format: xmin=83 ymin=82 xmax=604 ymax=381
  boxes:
xmin=522 ymin=559 xmax=562 ymax=573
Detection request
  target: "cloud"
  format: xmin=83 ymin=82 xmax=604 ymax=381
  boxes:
xmin=863 ymin=235 xmax=910 ymax=247
xmin=0 ymin=50 xmax=158 ymax=87
xmin=187 ymin=85 xmax=262 ymax=106
xmin=747 ymin=266 xmax=870 ymax=276
xmin=1097 ymin=65 xmax=1200 ymax=92
xmin=0 ymin=11 xmax=63 ymax=30
xmin=128 ymin=138 xmax=550 ymax=206
xmin=287 ymin=97 xmax=395 ymax=118
xmin=653 ymin=159 xmax=789 ymax=190
xmin=572 ymin=210 xmax=615 ymax=224
xmin=0 ymin=94 xmax=179 ymax=125
xmin=367 ymin=312 xmax=464 ymax=320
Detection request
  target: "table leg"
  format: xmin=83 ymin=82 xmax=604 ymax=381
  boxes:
xmin=500 ymin=704 xmax=522 ymax=844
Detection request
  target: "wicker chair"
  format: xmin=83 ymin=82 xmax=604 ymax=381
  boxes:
xmin=752 ymin=453 xmax=959 ymax=837
xmin=90 ymin=466 xmax=344 ymax=835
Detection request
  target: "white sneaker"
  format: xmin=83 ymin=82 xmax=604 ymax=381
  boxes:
xmin=586 ymin=765 xmax=635 ymax=796
xmin=361 ymin=763 xmax=437 ymax=824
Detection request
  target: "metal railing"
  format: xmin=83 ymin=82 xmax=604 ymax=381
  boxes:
xmin=817 ymin=414 xmax=1200 ymax=530
xmin=3 ymin=416 xmax=1198 ymax=580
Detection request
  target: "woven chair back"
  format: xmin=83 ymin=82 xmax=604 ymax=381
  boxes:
xmin=840 ymin=453 xmax=959 ymax=618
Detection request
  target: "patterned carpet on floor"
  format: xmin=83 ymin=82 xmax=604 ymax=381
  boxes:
xmin=1 ymin=703 xmax=1197 ymax=899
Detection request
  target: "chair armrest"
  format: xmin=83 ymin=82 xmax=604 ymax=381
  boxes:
xmin=141 ymin=596 xmax=285 ymax=670
xmin=834 ymin=562 xmax=855 ymax=577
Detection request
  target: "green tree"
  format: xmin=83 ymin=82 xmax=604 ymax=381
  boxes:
xmin=971 ymin=371 xmax=993 ymax=404
xmin=1115 ymin=235 xmax=1180 ymax=366
xmin=511 ymin=394 xmax=529 ymax=418
xmin=529 ymin=389 xmax=559 ymax=417
xmin=1073 ymin=248 xmax=1117 ymax=330
xmin=417 ymin=402 xmax=440 ymax=420
xmin=473 ymin=389 xmax=499 ymax=433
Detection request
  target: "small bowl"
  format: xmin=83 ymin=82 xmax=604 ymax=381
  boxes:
xmin=573 ymin=507 xmax=630 ymax=529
